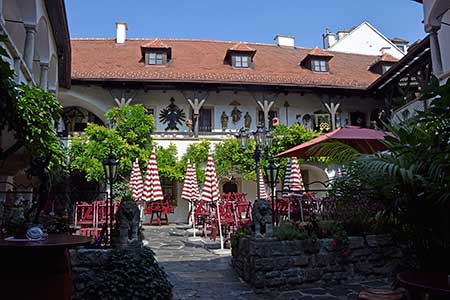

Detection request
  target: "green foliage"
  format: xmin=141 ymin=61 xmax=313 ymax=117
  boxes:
xmin=0 ymin=41 xmax=63 ymax=168
xmin=15 ymin=84 xmax=63 ymax=167
xmin=213 ymin=124 xmax=319 ymax=181
xmin=322 ymin=78 xmax=450 ymax=270
xmin=105 ymin=105 xmax=154 ymax=148
xmin=73 ymin=247 xmax=172 ymax=300
xmin=0 ymin=36 xmax=18 ymax=135
xmin=274 ymin=221 xmax=308 ymax=241
xmin=179 ymin=140 xmax=210 ymax=183
xmin=230 ymin=225 xmax=250 ymax=252
xmin=270 ymin=124 xmax=320 ymax=157
xmin=156 ymin=144 xmax=183 ymax=182
xmin=214 ymin=138 xmax=256 ymax=180
xmin=69 ymin=105 xmax=154 ymax=182
xmin=112 ymin=180 xmax=130 ymax=202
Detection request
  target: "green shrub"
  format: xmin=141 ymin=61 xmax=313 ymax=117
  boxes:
xmin=274 ymin=221 xmax=308 ymax=241
xmin=73 ymin=246 xmax=172 ymax=300
xmin=230 ymin=225 xmax=250 ymax=251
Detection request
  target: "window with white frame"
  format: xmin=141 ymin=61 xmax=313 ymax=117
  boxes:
xmin=311 ymin=59 xmax=328 ymax=72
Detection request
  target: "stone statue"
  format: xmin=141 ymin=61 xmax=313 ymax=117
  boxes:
xmin=251 ymin=198 xmax=273 ymax=238
xmin=114 ymin=200 xmax=140 ymax=248
xmin=221 ymin=112 xmax=229 ymax=131
xmin=231 ymin=107 xmax=242 ymax=123
xmin=244 ymin=112 xmax=252 ymax=129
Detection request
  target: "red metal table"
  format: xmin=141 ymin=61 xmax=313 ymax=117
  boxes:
xmin=0 ymin=234 xmax=91 ymax=300
xmin=397 ymin=272 xmax=450 ymax=300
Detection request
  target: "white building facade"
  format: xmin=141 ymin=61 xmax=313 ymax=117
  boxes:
xmin=323 ymin=21 xmax=407 ymax=59
xmin=61 ymin=24 xmax=395 ymax=222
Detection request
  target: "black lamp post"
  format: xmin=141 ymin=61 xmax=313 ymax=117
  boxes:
xmin=103 ymin=148 xmax=118 ymax=242
xmin=264 ymin=157 xmax=279 ymax=224
xmin=236 ymin=124 xmax=276 ymax=223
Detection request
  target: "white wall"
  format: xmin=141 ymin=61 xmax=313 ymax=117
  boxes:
xmin=438 ymin=10 xmax=450 ymax=83
xmin=329 ymin=22 xmax=404 ymax=59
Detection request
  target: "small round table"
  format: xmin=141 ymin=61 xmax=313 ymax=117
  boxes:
xmin=397 ymin=272 xmax=450 ymax=300
xmin=0 ymin=234 xmax=91 ymax=300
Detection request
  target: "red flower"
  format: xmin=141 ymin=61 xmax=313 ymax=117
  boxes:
xmin=343 ymin=249 xmax=350 ymax=257
xmin=321 ymin=229 xmax=328 ymax=236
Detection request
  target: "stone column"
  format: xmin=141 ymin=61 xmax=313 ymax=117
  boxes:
xmin=23 ymin=24 xmax=36 ymax=71
xmin=429 ymin=30 xmax=443 ymax=75
xmin=39 ymin=62 xmax=49 ymax=91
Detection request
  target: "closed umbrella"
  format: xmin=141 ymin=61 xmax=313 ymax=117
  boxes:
xmin=290 ymin=157 xmax=306 ymax=221
xmin=258 ymin=171 xmax=268 ymax=200
xmin=181 ymin=161 xmax=200 ymax=238
xmin=129 ymin=158 xmax=143 ymax=202
xmin=142 ymin=151 xmax=164 ymax=202
xmin=201 ymin=154 xmax=224 ymax=250
xmin=283 ymin=158 xmax=292 ymax=219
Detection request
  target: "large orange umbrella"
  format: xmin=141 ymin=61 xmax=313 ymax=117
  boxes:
xmin=276 ymin=126 xmax=390 ymax=158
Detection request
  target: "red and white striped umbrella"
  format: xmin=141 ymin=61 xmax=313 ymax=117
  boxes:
xmin=181 ymin=161 xmax=194 ymax=202
xmin=142 ymin=151 xmax=164 ymax=202
xmin=128 ymin=158 xmax=143 ymax=201
xmin=201 ymin=154 xmax=220 ymax=203
xmin=258 ymin=170 xmax=268 ymax=199
xmin=181 ymin=161 xmax=200 ymax=202
xmin=191 ymin=163 xmax=200 ymax=201
xmin=201 ymin=154 xmax=224 ymax=249
xmin=290 ymin=157 xmax=306 ymax=221
xmin=290 ymin=157 xmax=305 ymax=194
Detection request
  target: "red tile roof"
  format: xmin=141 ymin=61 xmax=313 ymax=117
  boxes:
xmin=228 ymin=42 xmax=256 ymax=52
xmin=306 ymin=47 xmax=334 ymax=58
xmin=369 ymin=53 xmax=399 ymax=70
xmin=141 ymin=38 xmax=171 ymax=49
xmin=71 ymin=38 xmax=384 ymax=90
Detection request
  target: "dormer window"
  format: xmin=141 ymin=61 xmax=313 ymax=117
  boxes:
xmin=141 ymin=39 xmax=172 ymax=66
xmin=300 ymin=47 xmax=334 ymax=72
xmin=369 ymin=53 xmax=398 ymax=74
xmin=148 ymin=52 xmax=165 ymax=65
xmin=311 ymin=59 xmax=328 ymax=72
xmin=233 ymin=55 xmax=250 ymax=68
xmin=225 ymin=43 xmax=256 ymax=68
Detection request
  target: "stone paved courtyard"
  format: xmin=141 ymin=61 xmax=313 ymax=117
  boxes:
xmin=144 ymin=225 xmax=393 ymax=300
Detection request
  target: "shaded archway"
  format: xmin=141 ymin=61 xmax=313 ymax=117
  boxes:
xmin=60 ymin=106 xmax=104 ymax=136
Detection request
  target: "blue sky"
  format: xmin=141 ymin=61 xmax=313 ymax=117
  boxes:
xmin=65 ymin=0 xmax=425 ymax=47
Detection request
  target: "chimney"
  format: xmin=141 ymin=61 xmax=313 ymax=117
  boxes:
xmin=323 ymin=28 xmax=337 ymax=49
xmin=116 ymin=22 xmax=128 ymax=44
xmin=274 ymin=35 xmax=295 ymax=47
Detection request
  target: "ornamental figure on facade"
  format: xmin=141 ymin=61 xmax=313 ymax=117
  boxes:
xmin=244 ymin=112 xmax=252 ymax=129
xmin=231 ymin=107 xmax=242 ymax=123
xmin=221 ymin=111 xmax=229 ymax=130
xmin=159 ymin=98 xmax=186 ymax=131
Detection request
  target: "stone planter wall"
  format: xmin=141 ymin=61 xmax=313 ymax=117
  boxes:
xmin=70 ymin=249 xmax=112 ymax=296
xmin=232 ymin=235 xmax=404 ymax=290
